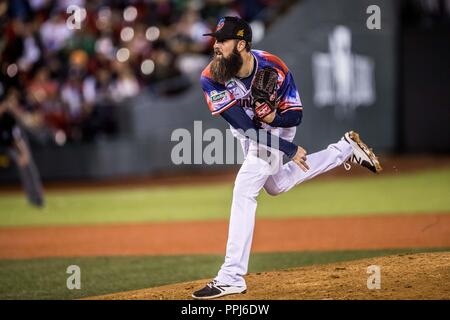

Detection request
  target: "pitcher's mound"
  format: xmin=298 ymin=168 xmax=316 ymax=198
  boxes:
xmin=87 ymin=252 xmax=450 ymax=300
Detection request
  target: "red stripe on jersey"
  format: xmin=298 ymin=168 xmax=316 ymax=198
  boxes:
xmin=201 ymin=63 xmax=212 ymax=79
xmin=280 ymin=106 xmax=303 ymax=114
xmin=261 ymin=52 xmax=289 ymax=74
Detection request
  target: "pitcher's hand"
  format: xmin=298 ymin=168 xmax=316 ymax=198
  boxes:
xmin=292 ymin=146 xmax=309 ymax=172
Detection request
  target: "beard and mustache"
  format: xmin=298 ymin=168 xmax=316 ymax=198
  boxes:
xmin=210 ymin=44 xmax=243 ymax=84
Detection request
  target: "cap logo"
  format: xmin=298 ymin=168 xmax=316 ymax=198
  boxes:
xmin=216 ymin=18 xmax=225 ymax=32
xmin=237 ymin=29 xmax=244 ymax=37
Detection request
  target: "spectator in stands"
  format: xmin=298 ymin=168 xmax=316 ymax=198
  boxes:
xmin=26 ymin=67 xmax=67 ymax=140
xmin=111 ymin=64 xmax=140 ymax=102
xmin=39 ymin=12 xmax=74 ymax=53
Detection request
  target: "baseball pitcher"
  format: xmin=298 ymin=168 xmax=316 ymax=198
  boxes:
xmin=192 ymin=16 xmax=382 ymax=299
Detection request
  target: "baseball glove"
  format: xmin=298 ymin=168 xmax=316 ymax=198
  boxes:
xmin=251 ymin=67 xmax=279 ymax=119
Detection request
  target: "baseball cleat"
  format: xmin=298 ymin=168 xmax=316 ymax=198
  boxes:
xmin=343 ymin=131 xmax=382 ymax=173
xmin=191 ymin=280 xmax=247 ymax=300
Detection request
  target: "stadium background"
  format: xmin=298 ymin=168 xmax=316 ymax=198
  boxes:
xmin=0 ymin=0 xmax=449 ymax=299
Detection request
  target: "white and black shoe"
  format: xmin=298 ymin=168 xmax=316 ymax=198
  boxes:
xmin=343 ymin=131 xmax=382 ymax=173
xmin=191 ymin=280 xmax=247 ymax=300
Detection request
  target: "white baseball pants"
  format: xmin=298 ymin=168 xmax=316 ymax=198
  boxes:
xmin=215 ymin=127 xmax=353 ymax=287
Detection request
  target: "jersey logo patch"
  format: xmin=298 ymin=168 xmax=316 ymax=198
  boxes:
xmin=225 ymin=78 xmax=249 ymax=99
xmin=210 ymin=90 xmax=227 ymax=104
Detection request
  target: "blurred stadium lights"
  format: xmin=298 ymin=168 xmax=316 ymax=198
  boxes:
xmin=141 ymin=59 xmax=155 ymax=75
xmin=123 ymin=6 xmax=138 ymax=22
xmin=54 ymin=130 xmax=67 ymax=146
xmin=6 ymin=64 xmax=18 ymax=78
xmin=116 ymin=48 xmax=130 ymax=62
xmin=120 ymin=27 xmax=135 ymax=42
xmin=145 ymin=26 xmax=160 ymax=42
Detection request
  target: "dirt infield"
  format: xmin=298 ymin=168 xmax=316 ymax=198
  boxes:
xmin=0 ymin=213 xmax=449 ymax=259
xmin=87 ymin=252 xmax=450 ymax=300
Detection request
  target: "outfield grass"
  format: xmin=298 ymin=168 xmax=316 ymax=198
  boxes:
xmin=0 ymin=248 xmax=448 ymax=300
xmin=0 ymin=168 xmax=449 ymax=227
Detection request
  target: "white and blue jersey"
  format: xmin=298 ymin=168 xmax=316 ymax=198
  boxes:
xmin=200 ymin=50 xmax=303 ymax=158
xmin=201 ymin=49 xmax=302 ymax=117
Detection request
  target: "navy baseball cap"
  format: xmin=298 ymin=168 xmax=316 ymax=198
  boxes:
xmin=203 ymin=16 xmax=252 ymax=42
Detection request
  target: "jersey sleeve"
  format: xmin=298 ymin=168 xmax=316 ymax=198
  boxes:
xmin=200 ymin=75 xmax=237 ymax=116
xmin=276 ymin=71 xmax=303 ymax=114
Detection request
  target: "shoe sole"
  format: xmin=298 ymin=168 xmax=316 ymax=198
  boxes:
xmin=347 ymin=131 xmax=383 ymax=173
xmin=191 ymin=289 xmax=247 ymax=300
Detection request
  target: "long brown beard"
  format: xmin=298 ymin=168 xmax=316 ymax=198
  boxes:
xmin=210 ymin=46 xmax=243 ymax=84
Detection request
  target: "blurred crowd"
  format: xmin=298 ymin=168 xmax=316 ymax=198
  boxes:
xmin=0 ymin=0 xmax=283 ymax=145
